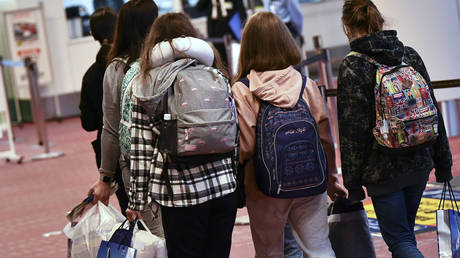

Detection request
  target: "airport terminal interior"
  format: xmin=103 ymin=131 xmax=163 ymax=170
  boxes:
xmin=0 ymin=0 xmax=459 ymax=257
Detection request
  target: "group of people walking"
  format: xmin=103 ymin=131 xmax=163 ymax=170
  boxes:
xmin=79 ymin=0 xmax=452 ymax=257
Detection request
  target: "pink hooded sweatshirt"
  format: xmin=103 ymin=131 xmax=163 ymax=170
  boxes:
xmin=232 ymin=66 xmax=338 ymax=200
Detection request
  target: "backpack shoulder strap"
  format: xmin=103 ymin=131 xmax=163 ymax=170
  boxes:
xmin=347 ymin=51 xmax=382 ymax=67
xmin=239 ymin=77 xmax=250 ymax=88
xmin=298 ymin=75 xmax=307 ymax=100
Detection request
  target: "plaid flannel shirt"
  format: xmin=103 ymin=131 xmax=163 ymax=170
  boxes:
xmin=128 ymin=97 xmax=237 ymax=210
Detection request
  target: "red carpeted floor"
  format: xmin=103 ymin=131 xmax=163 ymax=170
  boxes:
xmin=0 ymin=117 xmax=458 ymax=257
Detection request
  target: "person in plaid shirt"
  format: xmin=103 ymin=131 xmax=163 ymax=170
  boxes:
xmin=125 ymin=13 xmax=238 ymax=258
xmin=87 ymin=0 xmax=164 ymax=237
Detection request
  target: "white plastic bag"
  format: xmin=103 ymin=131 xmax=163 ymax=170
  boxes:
xmin=109 ymin=219 xmax=167 ymax=258
xmin=63 ymin=201 xmax=126 ymax=258
xmin=133 ymin=220 xmax=167 ymax=258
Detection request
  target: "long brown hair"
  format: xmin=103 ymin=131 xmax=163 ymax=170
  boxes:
xmin=140 ymin=13 xmax=228 ymax=81
xmin=234 ymin=12 xmax=301 ymax=83
xmin=342 ymin=0 xmax=384 ymax=36
xmin=107 ymin=0 xmax=158 ymax=71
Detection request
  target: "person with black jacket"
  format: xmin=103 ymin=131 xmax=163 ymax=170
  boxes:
xmin=87 ymin=0 xmax=164 ymax=237
xmin=195 ymin=0 xmax=247 ymax=65
xmin=79 ymin=7 xmax=129 ymax=214
xmin=337 ymin=1 xmax=452 ymax=257
xmin=80 ymin=7 xmax=115 ymax=168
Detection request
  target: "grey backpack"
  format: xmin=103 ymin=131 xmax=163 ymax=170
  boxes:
xmin=156 ymin=62 xmax=238 ymax=162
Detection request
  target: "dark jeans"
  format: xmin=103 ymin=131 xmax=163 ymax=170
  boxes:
xmin=371 ymin=183 xmax=427 ymax=258
xmin=284 ymin=222 xmax=305 ymax=258
xmin=161 ymin=191 xmax=238 ymax=258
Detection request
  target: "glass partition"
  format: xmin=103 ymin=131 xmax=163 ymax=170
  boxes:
xmin=62 ymin=0 xmax=327 ymax=39
xmin=63 ymin=0 xmax=127 ymax=39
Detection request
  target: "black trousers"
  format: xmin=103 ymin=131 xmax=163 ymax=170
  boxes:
xmin=161 ymin=191 xmax=238 ymax=258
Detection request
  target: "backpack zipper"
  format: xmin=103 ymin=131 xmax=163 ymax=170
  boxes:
xmin=273 ymin=120 xmax=325 ymax=193
xmin=259 ymin=104 xmax=273 ymax=193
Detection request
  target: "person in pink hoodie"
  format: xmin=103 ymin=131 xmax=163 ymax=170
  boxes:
xmin=232 ymin=12 xmax=347 ymax=258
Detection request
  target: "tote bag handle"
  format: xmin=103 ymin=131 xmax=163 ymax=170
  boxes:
xmin=438 ymin=181 xmax=459 ymax=211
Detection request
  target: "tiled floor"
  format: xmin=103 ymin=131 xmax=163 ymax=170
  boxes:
xmin=0 ymin=117 xmax=458 ymax=258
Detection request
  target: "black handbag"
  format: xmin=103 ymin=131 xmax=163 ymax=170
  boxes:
xmin=328 ymin=198 xmax=376 ymax=258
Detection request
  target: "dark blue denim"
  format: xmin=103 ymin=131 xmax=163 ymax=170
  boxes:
xmin=284 ymin=222 xmax=306 ymax=258
xmin=371 ymin=183 xmax=427 ymax=258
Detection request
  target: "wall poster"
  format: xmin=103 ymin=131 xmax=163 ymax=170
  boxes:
xmin=3 ymin=6 xmax=53 ymax=91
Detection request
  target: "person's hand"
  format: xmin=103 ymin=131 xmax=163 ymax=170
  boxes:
xmin=327 ymin=181 xmax=348 ymax=201
xmin=126 ymin=209 xmax=143 ymax=222
xmin=87 ymin=179 xmax=111 ymax=205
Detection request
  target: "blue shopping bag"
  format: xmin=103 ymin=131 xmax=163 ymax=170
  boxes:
xmin=98 ymin=241 xmax=137 ymax=258
xmin=437 ymin=181 xmax=460 ymax=258
xmin=97 ymin=220 xmax=137 ymax=258
xmin=228 ymin=12 xmax=242 ymax=41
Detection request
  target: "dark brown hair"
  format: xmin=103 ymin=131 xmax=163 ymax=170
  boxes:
xmin=89 ymin=7 xmax=117 ymax=44
xmin=234 ymin=12 xmax=301 ymax=83
xmin=342 ymin=0 xmax=384 ymax=36
xmin=140 ymin=13 xmax=228 ymax=81
xmin=107 ymin=0 xmax=158 ymax=71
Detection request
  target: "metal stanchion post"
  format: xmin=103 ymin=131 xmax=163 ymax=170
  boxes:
xmin=317 ymin=85 xmax=330 ymax=117
xmin=313 ymin=36 xmax=325 ymax=87
xmin=323 ymin=49 xmax=335 ymax=89
xmin=323 ymin=48 xmax=340 ymax=149
xmin=312 ymin=35 xmax=341 ymax=161
xmin=24 ymin=57 xmax=64 ymax=160
xmin=25 ymin=58 xmax=45 ymax=147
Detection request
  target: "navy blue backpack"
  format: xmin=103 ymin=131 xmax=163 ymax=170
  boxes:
xmin=240 ymin=76 xmax=328 ymax=198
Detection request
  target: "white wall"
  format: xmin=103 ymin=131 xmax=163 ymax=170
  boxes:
xmin=2 ymin=0 xmax=459 ymax=105
xmin=374 ymin=0 xmax=460 ymax=102
xmin=16 ymin=0 xmax=88 ymax=99
xmin=300 ymin=0 xmax=348 ymax=51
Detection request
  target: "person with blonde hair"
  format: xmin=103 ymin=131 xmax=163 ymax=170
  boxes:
xmin=232 ymin=11 xmax=346 ymax=258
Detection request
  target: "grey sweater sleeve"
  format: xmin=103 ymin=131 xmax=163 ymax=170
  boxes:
xmin=99 ymin=60 xmax=125 ymax=176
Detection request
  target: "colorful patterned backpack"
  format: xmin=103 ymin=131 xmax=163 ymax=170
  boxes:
xmin=119 ymin=60 xmax=140 ymax=157
xmin=240 ymin=76 xmax=328 ymax=198
xmin=349 ymin=51 xmax=438 ymax=149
